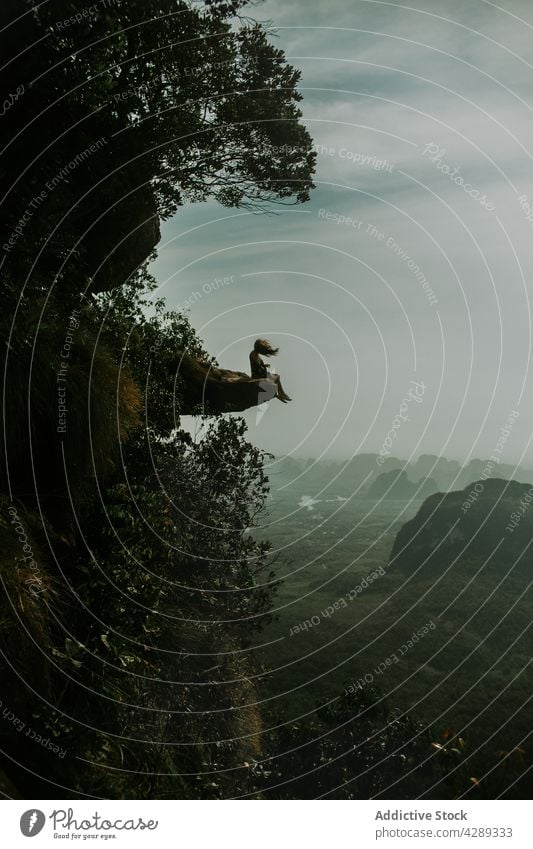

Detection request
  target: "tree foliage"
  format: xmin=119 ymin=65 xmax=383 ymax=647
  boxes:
xmin=0 ymin=0 xmax=501 ymax=803
xmin=0 ymin=0 xmax=315 ymax=294
xmin=0 ymin=0 xmax=312 ymax=798
xmin=255 ymin=686 xmax=468 ymax=800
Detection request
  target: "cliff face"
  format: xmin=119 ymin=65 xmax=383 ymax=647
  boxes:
xmin=86 ymin=186 xmax=161 ymax=293
xmin=389 ymin=478 xmax=533 ymax=573
xmin=0 ymin=0 xmax=321 ymax=801
xmin=0 ymin=208 xmax=271 ymax=803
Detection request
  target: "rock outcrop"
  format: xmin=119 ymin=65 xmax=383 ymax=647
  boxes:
xmin=389 ymin=478 xmax=533 ymax=573
xmin=177 ymin=353 xmax=279 ymax=413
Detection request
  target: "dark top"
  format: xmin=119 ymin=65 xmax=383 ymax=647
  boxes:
xmin=250 ymin=351 xmax=268 ymax=379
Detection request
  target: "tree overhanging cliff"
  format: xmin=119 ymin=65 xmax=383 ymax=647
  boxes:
xmin=0 ymin=0 xmax=314 ymax=800
xmin=0 ymin=0 xmax=316 ymax=297
xmin=0 ymin=0 xmax=485 ymax=803
xmin=2 ymin=296 xmax=479 ymax=799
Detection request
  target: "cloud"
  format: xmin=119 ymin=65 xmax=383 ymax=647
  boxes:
xmin=153 ymin=0 xmax=533 ymax=465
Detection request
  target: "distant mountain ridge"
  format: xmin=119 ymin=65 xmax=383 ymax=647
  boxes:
xmin=367 ymin=469 xmax=438 ymax=500
xmin=269 ymin=453 xmax=533 ymax=499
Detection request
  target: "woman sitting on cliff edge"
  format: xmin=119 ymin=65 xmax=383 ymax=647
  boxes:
xmin=249 ymin=339 xmax=292 ymax=403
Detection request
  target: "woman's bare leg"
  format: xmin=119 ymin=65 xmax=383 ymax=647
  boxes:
xmin=275 ymin=375 xmax=291 ymax=402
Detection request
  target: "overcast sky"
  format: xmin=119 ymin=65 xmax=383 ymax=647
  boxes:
xmin=151 ymin=0 xmax=533 ymax=466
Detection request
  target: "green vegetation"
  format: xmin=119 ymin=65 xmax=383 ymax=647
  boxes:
xmin=0 ymin=0 xmax=530 ymax=801
xmin=0 ymin=0 xmax=312 ymax=799
xmin=257 ymin=466 xmax=533 ymax=798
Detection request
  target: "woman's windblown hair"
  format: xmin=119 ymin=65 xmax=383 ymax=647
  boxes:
xmin=254 ymin=338 xmax=279 ymax=356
